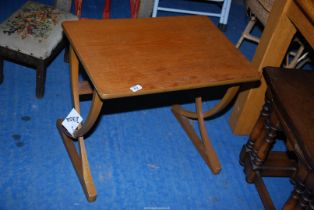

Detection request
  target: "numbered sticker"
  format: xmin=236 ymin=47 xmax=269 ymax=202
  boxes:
xmin=130 ymin=84 xmax=142 ymax=92
xmin=62 ymin=108 xmax=83 ymax=136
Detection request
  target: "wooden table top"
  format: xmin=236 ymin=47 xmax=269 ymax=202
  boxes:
xmin=264 ymin=68 xmax=314 ymax=168
xmin=63 ymin=16 xmax=259 ymax=99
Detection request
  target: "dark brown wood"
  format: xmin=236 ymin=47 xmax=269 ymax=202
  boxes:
xmin=264 ymin=68 xmax=314 ymax=169
xmin=0 ymin=38 xmax=67 ymax=98
xmin=0 ymin=56 xmax=3 ymax=84
xmin=240 ymin=67 xmax=314 ymax=210
xmin=258 ymin=152 xmax=296 ymax=177
xmin=36 ymin=61 xmax=46 ymax=98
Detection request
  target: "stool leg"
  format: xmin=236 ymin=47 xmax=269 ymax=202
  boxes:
xmin=64 ymin=42 xmax=70 ymax=63
xmin=0 ymin=56 xmax=3 ymax=84
xmin=251 ymin=92 xmax=280 ymax=166
xmin=240 ymin=92 xmax=272 ymax=166
xmin=36 ymin=62 xmax=46 ymax=98
xmin=284 ymin=162 xmax=309 ymax=210
xmin=240 ymin=115 xmax=266 ymax=165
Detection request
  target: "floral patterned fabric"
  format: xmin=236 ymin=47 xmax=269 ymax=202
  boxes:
xmin=2 ymin=2 xmax=61 ymax=41
xmin=0 ymin=1 xmax=77 ymax=59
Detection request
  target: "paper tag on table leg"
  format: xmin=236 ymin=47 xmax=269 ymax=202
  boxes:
xmin=130 ymin=84 xmax=142 ymax=92
xmin=62 ymin=108 xmax=83 ymax=136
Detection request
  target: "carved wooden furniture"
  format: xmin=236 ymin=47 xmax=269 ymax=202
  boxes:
xmin=57 ymin=16 xmax=259 ymax=201
xmin=0 ymin=1 xmax=77 ymax=98
xmin=152 ymin=0 xmax=232 ymax=30
xmin=229 ymin=0 xmax=314 ymax=135
xmin=240 ymin=67 xmax=314 ymax=210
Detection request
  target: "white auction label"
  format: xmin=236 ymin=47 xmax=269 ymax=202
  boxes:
xmin=130 ymin=84 xmax=142 ymax=92
xmin=62 ymin=108 xmax=83 ymax=136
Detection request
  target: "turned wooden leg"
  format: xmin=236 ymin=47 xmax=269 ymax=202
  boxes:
xmin=36 ymin=61 xmax=46 ymax=98
xmin=284 ymin=162 xmax=309 ymax=210
xmin=240 ymin=91 xmax=272 ymax=179
xmin=240 ymin=114 xmax=267 ymax=165
xmin=0 ymin=56 xmax=3 ymax=84
xmin=240 ymin=90 xmax=280 ymax=210
xmin=251 ymin=91 xmax=280 ymax=166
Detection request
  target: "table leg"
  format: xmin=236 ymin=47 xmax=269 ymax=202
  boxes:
xmin=56 ymin=47 xmax=103 ymax=202
xmin=172 ymin=86 xmax=239 ymax=174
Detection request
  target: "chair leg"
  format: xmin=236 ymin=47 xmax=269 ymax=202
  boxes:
xmin=218 ymin=0 xmax=232 ymax=29
xmin=36 ymin=62 xmax=46 ymax=98
xmin=152 ymin=0 xmax=160 ymax=17
xmin=0 ymin=56 xmax=3 ymax=84
xmin=236 ymin=16 xmax=258 ymax=48
xmin=284 ymin=38 xmax=310 ymax=69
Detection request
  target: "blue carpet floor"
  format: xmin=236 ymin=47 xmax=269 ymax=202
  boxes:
xmin=0 ymin=0 xmax=293 ymax=209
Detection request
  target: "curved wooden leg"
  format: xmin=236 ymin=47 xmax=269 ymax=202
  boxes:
xmin=56 ymin=90 xmax=103 ymax=202
xmin=56 ymin=46 xmax=103 ymax=202
xmin=36 ymin=61 xmax=46 ymax=98
xmin=172 ymin=86 xmax=239 ymax=174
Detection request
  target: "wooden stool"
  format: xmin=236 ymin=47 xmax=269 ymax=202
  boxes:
xmin=0 ymin=1 xmax=77 ymax=98
xmin=240 ymin=67 xmax=314 ymax=209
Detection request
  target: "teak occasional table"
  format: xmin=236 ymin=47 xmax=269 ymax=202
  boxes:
xmin=57 ymin=16 xmax=259 ymax=201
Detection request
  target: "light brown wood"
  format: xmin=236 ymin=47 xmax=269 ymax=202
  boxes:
xmin=287 ymin=0 xmax=314 ymax=48
xmin=78 ymin=81 xmax=93 ymax=95
xmin=170 ymin=86 xmax=240 ymax=173
xmin=63 ymin=16 xmax=258 ymax=100
xmin=56 ymin=120 xmax=97 ymax=202
xmin=229 ymin=0 xmax=314 ymax=135
xmin=73 ymin=91 xmax=103 ymax=138
xmin=295 ymin=0 xmax=314 ymax=24
xmin=60 ymin=16 xmax=260 ymax=201
xmin=57 ymin=47 xmax=100 ymax=202
xmin=175 ymin=86 xmax=240 ymax=119
xmin=172 ymin=104 xmax=222 ymax=174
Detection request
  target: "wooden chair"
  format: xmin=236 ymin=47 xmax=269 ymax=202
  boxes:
xmin=0 ymin=0 xmax=77 ymax=98
xmin=236 ymin=0 xmax=274 ymax=48
xmin=152 ymin=0 xmax=232 ymax=30
xmin=240 ymin=67 xmax=314 ymax=209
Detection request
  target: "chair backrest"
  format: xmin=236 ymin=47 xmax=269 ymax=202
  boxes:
xmin=152 ymin=0 xmax=232 ymax=26
xmin=54 ymin=0 xmax=73 ymax=12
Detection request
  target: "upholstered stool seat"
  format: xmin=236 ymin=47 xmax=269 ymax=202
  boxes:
xmin=0 ymin=1 xmax=77 ymax=98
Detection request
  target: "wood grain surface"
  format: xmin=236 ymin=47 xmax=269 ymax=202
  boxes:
xmin=63 ymin=16 xmax=259 ymax=99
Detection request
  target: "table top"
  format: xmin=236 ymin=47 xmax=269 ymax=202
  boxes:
xmin=63 ymin=16 xmax=259 ymax=99
xmin=264 ymin=68 xmax=314 ymax=168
